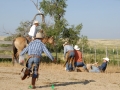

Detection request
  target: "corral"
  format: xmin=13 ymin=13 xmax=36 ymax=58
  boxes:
xmin=0 ymin=38 xmax=120 ymax=90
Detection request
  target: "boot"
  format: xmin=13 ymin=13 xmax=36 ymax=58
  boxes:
xmin=31 ymin=78 xmax=36 ymax=89
xmin=21 ymin=68 xmax=31 ymax=80
xmin=84 ymin=68 xmax=89 ymax=72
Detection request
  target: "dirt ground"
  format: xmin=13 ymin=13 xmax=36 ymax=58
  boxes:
xmin=0 ymin=63 xmax=120 ymax=90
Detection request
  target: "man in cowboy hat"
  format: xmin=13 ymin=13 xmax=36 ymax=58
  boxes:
xmin=74 ymin=45 xmax=88 ymax=72
xmin=63 ymin=41 xmax=75 ymax=71
xmin=28 ymin=20 xmax=39 ymax=41
xmin=89 ymin=57 xmax=109 ymax=73
xmin=20 ymin=32 xmax=56 ymax=89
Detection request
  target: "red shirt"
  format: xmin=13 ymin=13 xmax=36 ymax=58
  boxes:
xmin=74 ymin=50 xmax=83 ymax=62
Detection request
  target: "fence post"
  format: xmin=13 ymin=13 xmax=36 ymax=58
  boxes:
xmin=116 ymin=46 xmax=119 ymax=67
xmin=0 ymin=41 xmax=12 ymax=59
xmin=82 ymin=45 xmax=84 ymax=62
xmin=106 ymin=46 xmax=108 ymax=57
xmin=94 ymin=45 xmax=96 ymax=63
xmin=55 ymin=36 xmax=58 ymax=61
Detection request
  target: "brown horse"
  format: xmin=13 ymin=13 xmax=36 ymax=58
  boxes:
xmin=12 ymin=36 xmax=54 ymax=65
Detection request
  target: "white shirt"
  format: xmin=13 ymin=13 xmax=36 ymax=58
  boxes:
xmin=28 ymin=25 xmax=37 ymax=37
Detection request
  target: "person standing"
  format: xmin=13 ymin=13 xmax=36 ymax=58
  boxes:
xmin=63 ymin=42 xmax=75 ymax=71
xmin=20 ymin=32 xmax=56 ymax=89
xmin=28 ymin=20 xmax=39 ymax=41
xmin=74 ymin=45 xmax=88 ymax=72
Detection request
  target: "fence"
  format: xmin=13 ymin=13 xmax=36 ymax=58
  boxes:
xmin=0 ymin=41 xmax=12 ymax=59
xmin=0 ymin=40 xmax=120 ymax=67
xmin=81 ymin=46 xmax=120 ymax=67
xmin=55 ymin=45 xmax=120 ymax=67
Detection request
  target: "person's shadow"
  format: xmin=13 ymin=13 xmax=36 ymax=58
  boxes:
xmin=36 ymin=79 xmax=95 ymax=89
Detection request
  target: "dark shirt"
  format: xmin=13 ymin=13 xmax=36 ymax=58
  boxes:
xmin=98 ymin=62 xmax=107 ymax=72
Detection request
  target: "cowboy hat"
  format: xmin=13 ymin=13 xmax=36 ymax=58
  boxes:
xmin=103 ymin=57 xmax=109 ymax=62
xmin=74 ymin=45 xmax=80 ymax=50
xmin=63 ymin=41 xmax=68 ymax=46
xmin=35 ymin=32 xmax=43 ymax=38
xmin=33 ymin=20 xmax=39 ymax=24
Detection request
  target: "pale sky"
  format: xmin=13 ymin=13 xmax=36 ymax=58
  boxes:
xmin=0 ymin=0 xmax=120 ymax=39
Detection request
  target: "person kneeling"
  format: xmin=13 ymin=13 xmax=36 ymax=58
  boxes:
xmin=74 ymin=45 xmax=88 ymax=72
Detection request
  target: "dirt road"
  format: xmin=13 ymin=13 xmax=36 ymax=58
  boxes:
xmin=0 ymin=64 xmax=120 ymax=90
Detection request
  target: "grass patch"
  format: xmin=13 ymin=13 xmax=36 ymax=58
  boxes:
xmin=0 ymin=58 xmax=12 ymax=62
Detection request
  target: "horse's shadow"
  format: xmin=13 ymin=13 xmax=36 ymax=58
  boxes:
xmin=36 ymin=79 xmax=95 ymax=89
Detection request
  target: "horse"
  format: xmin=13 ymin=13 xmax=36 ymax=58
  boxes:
xmin=12 ymin=36 xmax=54 ymax=65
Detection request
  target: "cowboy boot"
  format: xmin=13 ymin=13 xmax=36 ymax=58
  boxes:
xmin=21 ymin=68 xmax=31 ymax=80
xmin=31 ymin=78 xmax=36 ymax=89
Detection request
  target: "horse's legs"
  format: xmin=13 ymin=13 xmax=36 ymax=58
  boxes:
xmin=63 ymin=52 xmax=69 ymax=67
xmin=67 ymin=57 xmax=72 ymax=70
xmin=12 ymin=52 xmax=19 ymax=66
xmin=69 ymin=57 xmax=74 ymax=71
xmin=13 ymin=39 xmax=18 ymax=65
xmin=66 ymin=53 xmax=73 ymax=71
xmin=12 ymin=53 xmax=15 ymax=66
xmin=72 ymin=57 xmax=75 ymax=70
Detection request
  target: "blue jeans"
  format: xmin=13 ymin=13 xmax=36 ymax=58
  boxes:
xmin=66 ymin=63 xmax=73 ymax=71
xmin=27 ymin=57 xmax=40 ymax=78
xmin=65 ymin=51 xmax=75 ymax=71
xmin=89 ymin=66 xmax=100 ymax=73
xmin=74 ymin=62 xmax=87 ymax=69
xmin=69 ymin=51 xmax=75 ymax=58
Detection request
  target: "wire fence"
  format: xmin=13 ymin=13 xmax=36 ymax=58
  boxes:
xmin=55 ymin=45 xmax=120 ymax=67
xmin=0 ymin=41 xmax=119 ymax=67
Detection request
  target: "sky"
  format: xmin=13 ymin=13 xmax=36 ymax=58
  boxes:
xmin=0 ymin=0 xmax=120 ymax=39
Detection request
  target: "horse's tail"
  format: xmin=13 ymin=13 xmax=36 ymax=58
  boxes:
xmin=12 ymin=39 xmax=17 ymax=62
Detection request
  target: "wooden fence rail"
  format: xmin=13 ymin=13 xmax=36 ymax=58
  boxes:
xmin=0 ymin=41 xmax=12 ymax=44
xmin=0 ymin=41 xmax=12 ymax=59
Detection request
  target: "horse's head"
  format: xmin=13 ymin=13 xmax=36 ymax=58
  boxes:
xmin=42 ymin=36 xmax=55 ymax=46
xmin=47 ymin=36 xmax=55 ymax=46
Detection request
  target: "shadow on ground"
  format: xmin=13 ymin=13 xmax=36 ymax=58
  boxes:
xmin=36 ymin=79 xmax=95 ymax=89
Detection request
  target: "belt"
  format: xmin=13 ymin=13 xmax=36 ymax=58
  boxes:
xmin=28 ymin=55 xmax=40 ymax=58
xmin=67 ymin=50 xmax=74 ymax=53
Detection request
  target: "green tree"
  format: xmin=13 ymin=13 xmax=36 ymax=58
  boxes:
xmin=4 ymin=21 xmax=31 ymax=41
xmin=16 ymin=21 xmax=31 ymax=36
xmin=5 ymin=0 xmax=88 ymax=54
xmin=40 ymin=0 xmax=84 ymax=45
xmin=40 ymin=0 xmax=67 ymax=37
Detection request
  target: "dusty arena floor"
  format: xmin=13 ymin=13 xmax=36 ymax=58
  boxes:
xmin=0 ymin=63 xmax=120 ymax=90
